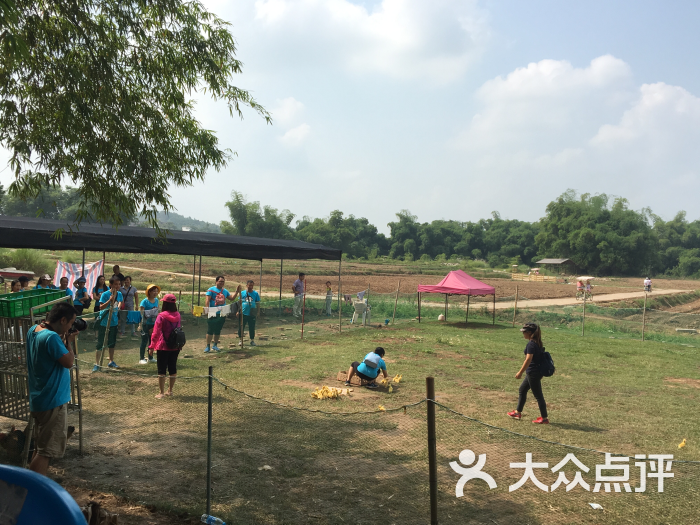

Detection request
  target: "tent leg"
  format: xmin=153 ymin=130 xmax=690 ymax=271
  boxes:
xmin=279 ymin=259 xmax=283 ymax=316
xmin=338 ymin=258 xmax=342 ymax=333
xmin=445 ymin=294 xmax=448 ymax=321
xmin=493 ymin=294 xmax=495 ymax=325
xmin=198 ymin=256 xmax=202 ymax=306
xmin=466 ymin=295 xmax=470 ymax=326
xmin=191 ymin=255 xmax=196 ymax=312
xmin=418 ymin=293 xmax=421 ymax=323
xmin=260 ymin=260 xmax=263 ymax=297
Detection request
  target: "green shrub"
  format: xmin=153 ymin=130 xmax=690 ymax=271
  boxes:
xmin=8 ymin=249 xmax=54 ymax=276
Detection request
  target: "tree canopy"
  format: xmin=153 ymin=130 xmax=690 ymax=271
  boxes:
xmin=0 ymin=0 xmax=269 ymax=234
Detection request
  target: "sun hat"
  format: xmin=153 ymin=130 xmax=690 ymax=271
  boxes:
xmin=40 ymin=274 xmax=51 ymax=281
xmin=75 ymin=276 xmax=87 ymax=283
xmin=162 ymin=293 xmax=177 ymax=303
xmin=146 ymin=284 xmax=160 ymax=295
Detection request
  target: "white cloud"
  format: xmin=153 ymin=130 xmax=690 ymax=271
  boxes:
xmin=280 ymin=123 xmax=311 ymax=146
xmin=271 ymin=97 xmax=305 ymax=126
xmin=253 ymin=0 xmax=489 ymax=83
xmin=451 ymin=55 xmax=700 ymax=215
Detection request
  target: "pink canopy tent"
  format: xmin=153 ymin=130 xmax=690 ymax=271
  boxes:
xmin=417 ymin=270 xmax=496 ymax=325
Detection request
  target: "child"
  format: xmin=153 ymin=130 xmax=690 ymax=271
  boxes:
xmin=345 ymin=347 xmax=388 ymax=389
xmin=149 ymin=294 xmax=181 ymax=399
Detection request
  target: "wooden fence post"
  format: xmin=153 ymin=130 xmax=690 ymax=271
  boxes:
xmin=512 ymin=285 xmax=518 ymax=327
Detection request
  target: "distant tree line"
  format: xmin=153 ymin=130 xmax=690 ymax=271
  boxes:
xmin=219 ymin=191 xmax=700 ymax=278
xmin=2 ymin=186 xmax=699 ymax=277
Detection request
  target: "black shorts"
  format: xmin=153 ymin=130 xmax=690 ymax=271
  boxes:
xmin=157 ymin=350 xmax=180 ymax=376
xmin=351 ymin=361 xmax=375 ymax=382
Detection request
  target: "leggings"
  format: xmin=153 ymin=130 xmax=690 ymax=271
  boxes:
xmin=156 ymin=350 xmax=180 ymax=376
xmin=517 ymin=373 xmax=548 ymax=418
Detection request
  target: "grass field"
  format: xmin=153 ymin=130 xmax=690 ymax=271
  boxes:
xmin=53 ymin=309 xmax=700 ymax=524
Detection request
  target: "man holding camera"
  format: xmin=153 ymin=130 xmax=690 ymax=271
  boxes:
xmin=26 ymin=302 xmax=77 ymax=475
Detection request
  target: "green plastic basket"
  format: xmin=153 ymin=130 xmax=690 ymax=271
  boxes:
xmin=0 ymin=289 xmax=67 ymax=318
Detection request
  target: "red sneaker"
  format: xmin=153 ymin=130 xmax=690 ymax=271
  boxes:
xmin=532 ymin=417 xmax=549 ymax=424
xmin=507 ymin=410 xmax=521 ymax=420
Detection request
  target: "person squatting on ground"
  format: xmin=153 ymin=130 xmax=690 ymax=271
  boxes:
xmin=508 ymin=323 xmax=549 ymax=424
xmin=72 ymin=276 xmax=90 ymax=316
xmin=204 ymin=276 xmax=242 ymax=353
xmin=138 ymin=284 xmax=160 ymax=364
xmin=345 ymin=347 xmax=388 ymax=389
xmin=118 ymin=275 xmax=138 ymax=337
xmin=149 ymin=294 xmax=181 ymax=399
xmin=238 ymin=280 xmax=260 ymax=347
xmin=26 ymin=302 xmax=77 ymax=475
xmin=93 ymin=276 xmax=123 ymax=372
xmin=325 ymin=281 xmax=333 ymax=316
xmin=292 ymin=273 xmax=305 ymax=318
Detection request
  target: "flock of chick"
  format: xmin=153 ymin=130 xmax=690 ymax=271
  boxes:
xmin=311 ymin=374 xmax=403 ymax=400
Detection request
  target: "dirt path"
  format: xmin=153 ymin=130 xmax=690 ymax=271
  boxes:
xmin=491 ymin=289 xmax=689 ymax=309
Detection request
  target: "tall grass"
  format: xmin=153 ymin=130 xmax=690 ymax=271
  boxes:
xmin=0 ymin=249 xmax=54 ymax=276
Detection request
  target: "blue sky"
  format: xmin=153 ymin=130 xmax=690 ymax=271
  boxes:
xmin=4 ymin=1 xmax=700 ymax=233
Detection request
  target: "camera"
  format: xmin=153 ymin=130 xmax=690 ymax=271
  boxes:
xmin=68 ymin=318 xmax=88 ymax=334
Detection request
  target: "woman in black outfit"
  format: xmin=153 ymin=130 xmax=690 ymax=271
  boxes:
xmin=508 ymin=323 xmax=549 ymax=424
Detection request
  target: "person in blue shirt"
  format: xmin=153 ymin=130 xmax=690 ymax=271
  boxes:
xmin=93 ymin=276 xmax=123 ymax=372
xmin=237 ymin=279 xmax=261 ymax=347
xmin=34 ymin=274 xmax=55 ymax=290
xmin=58 ymin=276 xmax=73 ymax=299
xmin=72 ymin=276 xmax=90 ymax=315
xmin=344 ymin=347 xmax=388 ymax=389
xmin=204 ymin=275 xmax=241 ymax=353
xmin=137 ymin=284 xmax=160 ymax=364
xmin=26 ymin=302 xmax=76 ymax=475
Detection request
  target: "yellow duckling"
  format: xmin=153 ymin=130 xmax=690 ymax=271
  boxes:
xmin=678 ymin=438 xmax=687 ymax=449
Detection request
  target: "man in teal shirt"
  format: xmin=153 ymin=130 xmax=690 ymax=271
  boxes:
xmin=238 ymin=279 xmax=261 ymax=347
xmin=93 ymin=276 xmax=123 ymax=371
xmin=26 ymin=302 xmax=76 ymax=475
xmin=204 ymin=275 xmax=241 ymax=353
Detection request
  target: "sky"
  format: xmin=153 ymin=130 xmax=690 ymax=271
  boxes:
xmin=3 ymin=1 xmax=700 ymax=233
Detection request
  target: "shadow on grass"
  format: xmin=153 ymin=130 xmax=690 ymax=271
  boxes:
xmin=548 ymin=421 xmax=608 ymax=433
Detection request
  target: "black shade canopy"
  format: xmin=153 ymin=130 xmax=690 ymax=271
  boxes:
xmin=0 ymin=216 xmax=341 ymax=261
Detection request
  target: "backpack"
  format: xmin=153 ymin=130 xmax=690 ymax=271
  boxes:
xmin=539 ymin=348 xmax=555 ymax=377
xmin=363 ymin=353 xmax=382 ymax=369
xmin=167 ymin=322 xmax=186 ymax=349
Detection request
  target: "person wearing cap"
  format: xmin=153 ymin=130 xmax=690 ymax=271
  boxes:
xmin=149 ymin=294 xmax=181 ymax=398
xmin=508 ymin=323 xmax=549 ymax=424
xmin=35 ymin=274 xmax=55 ymax=290
xmin=138 ymin=284 xmax=160 ymax=364
xmin=18 ymin=275 xmax=30 ymax=291
xmin=93 ymin=276 xmax=123 ymax=372
xmin=72 ymin=277 xmax=90 ymax=315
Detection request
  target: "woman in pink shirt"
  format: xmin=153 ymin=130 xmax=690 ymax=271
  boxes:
xmin=149 ymin=294 xmax=182 ymax=399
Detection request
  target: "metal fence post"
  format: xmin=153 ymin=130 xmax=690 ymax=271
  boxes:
xmin=206 ymin=365 xmax=213 ymax=515
xmin=426 ymin=377 xmax=438 ymax=525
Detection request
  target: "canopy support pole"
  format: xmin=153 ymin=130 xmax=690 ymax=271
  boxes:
xmin=418 ymin=292 xmax=421 ymax=323
xmin=492 ymin=294 xmax=495 ymax=325
xmin=191 ymin=255 xmax=196 ymax=311
xmin=279 ymin=259 xmax=283 ymax=316
xmin=338 ymin=258 xmax=342 ymax=333
xmin=301 ymin=280 xmax=306 ymax=339
xmin=81 ymin=249 xmax=86 ymax=277
xmin=444 ymin=294 xmax=448 ymax=321
xmin=198 ymin=256 xmax=202 ymax=306
xmin=466 ymin=295 xmax=470 ymax=326
xmin=259 ymin=260 xmax=263 ymax=297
